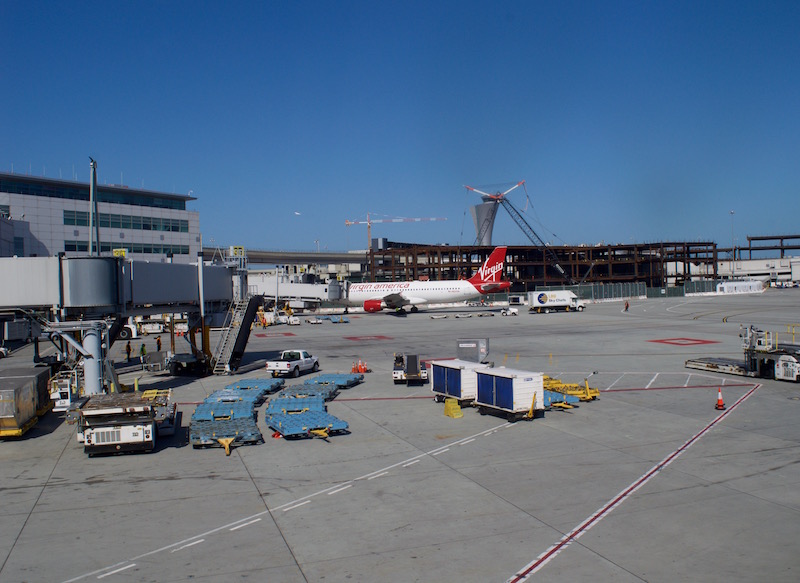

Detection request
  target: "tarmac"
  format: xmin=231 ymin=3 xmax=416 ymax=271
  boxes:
xmin=1 ymin=289 xmax=799 ymax=583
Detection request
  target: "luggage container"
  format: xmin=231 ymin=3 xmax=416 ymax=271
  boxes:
xmin=474 ymin=367 xmax=544 ymax=422
xmin=429 ymin=359 xmax=487 ymax=403
xmin=0 ymin=380 xmax=37 ymax=437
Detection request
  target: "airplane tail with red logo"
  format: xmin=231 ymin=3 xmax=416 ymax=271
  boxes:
xmin=468 ymin=246 xmax=510 ymax=294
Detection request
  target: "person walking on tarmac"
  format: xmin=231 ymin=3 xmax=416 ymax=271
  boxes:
xmin=140 ymin=342 xmax=147 ymax=364
xmin=624 ymin=300 xmax=630 ymax=312
xmin=125 ymin=340 xmax=132 ymax=362
xmin=156 ymin=336 xmax=162 ymax=352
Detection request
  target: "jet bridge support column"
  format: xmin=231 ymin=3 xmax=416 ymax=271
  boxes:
xmin=82 ymin=327 xmax=104 ymax=395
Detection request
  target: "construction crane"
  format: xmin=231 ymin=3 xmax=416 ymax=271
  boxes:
xmin=464 ymin=181 xmax=572 ymax=283
xmin=345 ymin=213 xmax=447 ymax=249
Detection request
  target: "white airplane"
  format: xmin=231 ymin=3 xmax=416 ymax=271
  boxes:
xmin=343 ymin=246 xmax=511 ymax=313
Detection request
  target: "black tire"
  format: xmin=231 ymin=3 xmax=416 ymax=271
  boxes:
xmin=118 ymin=327 xmax=131 ymax=340
xmin=507 ymin=412 xmax=517 ymax=423
xmin=478 ymin=406 xmax=487 ymax=415
xmin=312 ymin=361 xmax=320 ymax=372
xmin=292 ymin=366 xmax=300 ymax=378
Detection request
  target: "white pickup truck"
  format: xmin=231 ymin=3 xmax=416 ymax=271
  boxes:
xmin=266 ymin=349 xmax=320 ymax=378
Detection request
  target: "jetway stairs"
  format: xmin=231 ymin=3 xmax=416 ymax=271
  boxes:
xmin=211 ymin=294 xmax=263 ymax=375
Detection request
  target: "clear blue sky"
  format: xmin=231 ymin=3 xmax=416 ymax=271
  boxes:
xmin=2 ymin=1 xmax=799 ymax=252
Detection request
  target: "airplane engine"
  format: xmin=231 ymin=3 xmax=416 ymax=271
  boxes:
xmin=363 ymin=299 xmax=384 ymax=313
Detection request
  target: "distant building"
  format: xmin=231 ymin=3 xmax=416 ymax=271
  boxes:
xmin=0 ymin=172 xmax=199 ymax=262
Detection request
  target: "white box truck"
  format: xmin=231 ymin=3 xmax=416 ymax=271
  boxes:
xmin=528 ymin=290 xmax=586 ymax=313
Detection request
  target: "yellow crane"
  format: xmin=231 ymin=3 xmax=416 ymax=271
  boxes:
xmin=345 ymin=213 xmax=447 ymax=249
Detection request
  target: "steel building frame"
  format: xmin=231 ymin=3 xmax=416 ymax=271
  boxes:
xmin=367 ymin=242 xmax=719 ymax=291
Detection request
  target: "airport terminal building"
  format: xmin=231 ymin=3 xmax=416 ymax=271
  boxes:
xmin=0 ymin=172 xmax=200 ymax=263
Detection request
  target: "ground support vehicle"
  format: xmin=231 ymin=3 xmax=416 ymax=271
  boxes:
xmin=76 ymin=391 xmax=176 ymax=456
xmin=167 ymin=352 xmax=209 ymax=376
xmin=543 ymin=376 xmax=600 ymax=401
xmin=429 ymin=359 xmax=486 ymax=403
xmin=266 ymin=350 xmax=319 ymax=378
xmin=393 ymin=354 xmax=428 ymax=385
xmin=528 ymin=290 xmax=586 ymax=313
xmin=686 ymin=325 xmax=800 ymax=382
xmin=474 ymin=368 xmax=545 ymax=422
xmin=500 ymin=307 xmax=518 ymax=316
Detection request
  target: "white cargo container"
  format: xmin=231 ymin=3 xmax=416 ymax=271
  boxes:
xmin=528 ymin=290 xmax=586 ymax=313
xmin=429 ymin=359 xmax=486 ymax=402
xmin=474 ymin=368 xmax=544 ymax=422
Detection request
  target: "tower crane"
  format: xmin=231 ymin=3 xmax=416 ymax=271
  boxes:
xmin=464 ymin=181 xmax=572 ymax=283
xmin=345 ymin=213 xmax=447 ymax=249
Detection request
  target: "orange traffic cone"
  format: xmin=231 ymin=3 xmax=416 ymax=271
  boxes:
xmin=363 ymin=361 xmax=369 ymax=373
xmin=715 ymin=388 xmax=726 ymax=410
xmin=351 ymin=361 xmax=357 ymax=373
xmin=272 ymin=431 xmax=282 ymax=439
xmin=357 ymin=359 xmax=363 ymax=373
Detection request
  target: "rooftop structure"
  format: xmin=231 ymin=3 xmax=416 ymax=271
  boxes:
xmin=0 ymin=171 xmax=200 ymax=263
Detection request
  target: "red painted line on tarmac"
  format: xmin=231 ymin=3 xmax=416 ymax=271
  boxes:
xmin=342 ymin=335 xmax=393 ymax=341
xmin=648 ymin=337 xmax=720 ymax=346
xmin=335 ymin=396 xmax=433 ymax=401
xmin=603 ymin=383 xmax=753 ymax=393
xmin=507 ymin=383 xmax=762 ymax=583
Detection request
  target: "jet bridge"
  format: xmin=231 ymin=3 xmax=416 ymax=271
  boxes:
xmin=0 ymin=255 xmax=236 ymax=379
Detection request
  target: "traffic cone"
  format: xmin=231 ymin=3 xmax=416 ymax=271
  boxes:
xmin=715 ymin=388 xmax=726 ymax=410
xmin=357 ymin=359 xmax=363 ymax=373
xmin=272 ymin=431 xmax=282 ymax=439
xmin=351 ymin=361 xmax=357 ymax=373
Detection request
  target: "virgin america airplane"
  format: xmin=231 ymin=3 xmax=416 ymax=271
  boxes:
xmin=342 ymin=246 xmax=510 ymax=313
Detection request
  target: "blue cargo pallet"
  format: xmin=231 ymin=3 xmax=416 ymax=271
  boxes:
xmin=206 ymin=388 xmax=265 ymax=405
xmin=329 ymin=315 xmax=350 ymax=324
xmin=276 ymin=385 xmax=339 ymax=400
xmin=189 ymin=418 xmax=263 ymax=448
xmin=543 ymin=390 xmax=581 ymax=409
xmin=192 ymin=401 xmax=255 ymax=422
xmin=266 ymin=395 xmax=326 ymax=414
xmin=266 ymin=410 xmax=349 ymax=438
xmin=304 ymin=373 xmax=363 ymax=389
xmin=226 ymin=378 xmax=284 ymax=394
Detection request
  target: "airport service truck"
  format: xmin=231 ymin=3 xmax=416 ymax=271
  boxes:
xmin=266 ymin=349 xmax=319 ymax=377
xmin=75 ymin=392 xmax=176 ymax=456
xmin=528 ymin=290 xmax=587 ymax=313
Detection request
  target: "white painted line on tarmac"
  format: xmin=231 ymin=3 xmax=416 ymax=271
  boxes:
xmin=328 ymin=484 xmax=353 ymax=495
xmin=368 ymin=471 xmax=389 ymax=480
xmin=97 ymin=564 xmax=136 ymax=579
xmin=507 ymin=383 xmax=762 ymax=583
xmin=460 ymin=438 xmax=476 ymax=445
xmin=403 ymin=459 xmax=420 ymax=467
xmin=606 ymin=374 xmax=625 ymax=390
xmin=64 ymin=421 xmax=510 ymax=583
xmin=170 ymin=539 xmax=204 ymax=553
xmin=645 ymin=373 xmax=658 ymax=389
xmin=432 ymin=448 xmax=450 ymax=455
xmin=283 ymin=500 xmax=311 ymax=512
xmin=229 ymin=518 xmax=261 ymax=531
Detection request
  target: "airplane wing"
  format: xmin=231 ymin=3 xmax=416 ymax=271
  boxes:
xmin=379 ymin=293 xmax=410 ymax=310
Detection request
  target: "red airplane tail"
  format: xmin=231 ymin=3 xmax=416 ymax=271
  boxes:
xmin=468 ymin=247 xmax=510 ymax=293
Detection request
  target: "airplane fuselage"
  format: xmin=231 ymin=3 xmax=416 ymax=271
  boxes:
xmin=345 ymin=280 xmax=483 ymax=308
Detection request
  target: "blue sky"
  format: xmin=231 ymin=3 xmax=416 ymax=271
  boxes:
xmin=2 ymin=1 xmax=799 ymax=252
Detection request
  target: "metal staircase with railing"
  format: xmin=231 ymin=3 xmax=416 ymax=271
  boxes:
xmin=211 ymin=294 xmax=261 ymax=375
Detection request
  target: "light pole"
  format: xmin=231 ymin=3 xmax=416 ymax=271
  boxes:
xmin=314 ymin=239 xmax=320 ymax=253
xmin=729 ymin=210 xmax=735 ymax=279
